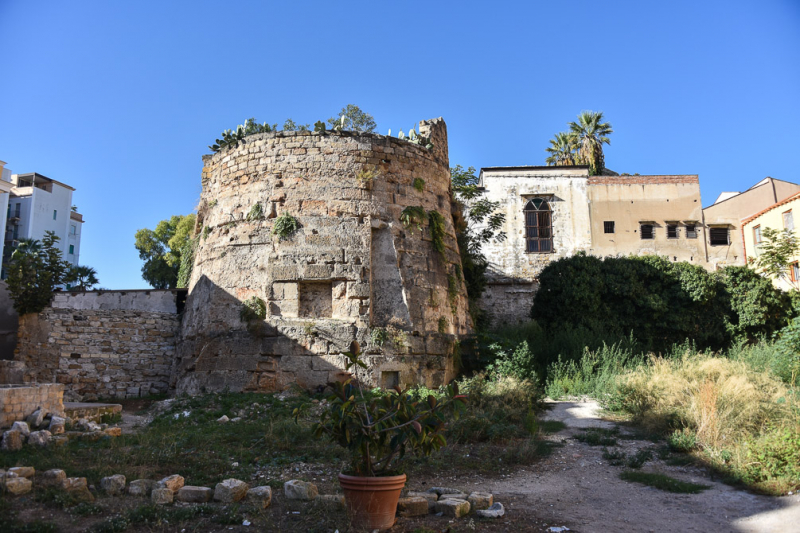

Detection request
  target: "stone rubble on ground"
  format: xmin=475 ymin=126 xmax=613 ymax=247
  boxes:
xmin=246 ymin=486 xmax=273 ymax=508
xmin=434 ymin=498 xmax=471 ymax=518
xmin=128 ymin=479 xmax=156 ymax=497
xmin=398 ymin=496 xmax=429 ymax=516
xmin=3 ymin=476 xmax=32 ymax=495
xmin=439 ymin=492 xmax=468 ymax=501
xmin=64 ymin=477 xmax=94 ymax=502
xmin=38 ymin=469 xmax=67 ymax=488
xmin=157 ymin=474 xmax=185 ymax=492
xmin=48 ymin=416 xmax=66 ymax=435
xmin=407 ymin=490 xmax=438 ymax=510
xmin=26 ymin=408 xmax=46 ymax=428
xmin=315 ymin=494 xmax=345 ymax=508
xmin=151 ymin=487 xmax=173 ymax=505
xmin=100 ymin=474 xmax=126 ymax=495
xmin=177 ymin=485 xmax=214 ymax=503
xmin=1 ymin=429 xmax=23 ymax=451
xmin=214 ymin=478 xmax=249 ymax=503
xmin=476 ymin=502 xmax=505 ymax=518
xmin=468 ymin=491 xmax=493 ymax=511
xmin=28 ymin=430 xmax=51 ymax=447
xmin=9 ymin=466 xmax=35 ymax=478
xmin=11 ymin=421 xmax=31 ymax=438
xmin=284 ymin=479 xmax=318 ymax=500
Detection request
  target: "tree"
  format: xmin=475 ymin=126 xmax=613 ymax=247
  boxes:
xmin=65 ymin=265 xmax=100 ymax=291
xmin=328 ymin=104 xmax=377 ymax=133
xmin=282 ymin=119 xmax=310 ymax=131
xmin=134 ymin=214 xmax=196 ymax=289
xmin=545 ymin=132 xmax=579 ymax=166
xmin=749 ymin=227 xmax=800 ymax=289
xmin=6 ymin=232 xmax=70 ymax=315
xmin=568 ymin=111 xmax=613 ymax=175
xmin=451 ymin=165 xmax=506 ymax=324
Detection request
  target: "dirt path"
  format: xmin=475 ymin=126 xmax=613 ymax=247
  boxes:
xmin=481 ymin=399 xmax=800 ymax=533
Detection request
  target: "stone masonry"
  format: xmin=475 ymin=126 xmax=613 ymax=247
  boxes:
xmin=0 ymin=384 xmax=64 ymax=428
xmin=175 ymin=118 xmax=470 ymax=394
xmin=13 ymin=291 xmax=180 ymax=400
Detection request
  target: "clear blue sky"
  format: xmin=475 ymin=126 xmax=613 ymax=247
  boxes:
xmin=1 ymin=1 xmax=799 ymax=289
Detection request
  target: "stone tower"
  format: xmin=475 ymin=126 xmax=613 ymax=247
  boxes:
xmin=173 ymin=118 xmax=471 ymax=394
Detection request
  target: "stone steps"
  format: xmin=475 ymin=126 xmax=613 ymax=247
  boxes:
xmin=64 ymin=402 xmax=122 ymax=423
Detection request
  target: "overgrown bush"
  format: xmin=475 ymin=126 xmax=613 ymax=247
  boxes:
xmin=271 ymin=213 xmax=299 ymax=240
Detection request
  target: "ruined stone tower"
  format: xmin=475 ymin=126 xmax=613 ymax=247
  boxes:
xmin=173 ymin=118 xmax=470 ymax=394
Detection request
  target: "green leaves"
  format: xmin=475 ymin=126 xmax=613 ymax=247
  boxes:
xmin=209 ymin=118 xmax=277 ymax=153
xmin=6 ymin=232 xmax=70 ymax=315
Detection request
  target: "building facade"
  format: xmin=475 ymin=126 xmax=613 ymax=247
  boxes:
xmin=741 ymin=192 xmax=800 ymax=291
xmin=3 ymin=172 xmax=84 ymax=276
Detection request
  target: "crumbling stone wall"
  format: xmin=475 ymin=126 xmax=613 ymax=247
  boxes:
xmin=13 ymin=291 xmax=180 ymax=400
xmin=0 ymin=384 xmax=64 ymax=428
xmin=176 ymin=118 xmax=470 ymax=394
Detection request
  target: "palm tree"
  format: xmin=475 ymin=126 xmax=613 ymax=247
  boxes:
xmin=545 ymin=132 xmax=579 ymax=166
xmin=65 ymin=265 xmax=99 ymax=291
xmin=568 ymin=111 xmax=613 ymax=175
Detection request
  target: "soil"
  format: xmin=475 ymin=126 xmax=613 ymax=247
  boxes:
xmin=473 ymin=399 xmax=800 ymax=533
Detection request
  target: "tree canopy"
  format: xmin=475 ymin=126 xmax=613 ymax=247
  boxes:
xmin=749 ymin=227 xmax=800 ymax=290
xmin=65 ymin=265 xmax=100 ymax=291
xmin=328 ymin=104 xmax=377 ymax=133
xmin=134 ymin=214 xmax=196 ymax=289
xmin=5 ymin=232 xmax=70 ymax=315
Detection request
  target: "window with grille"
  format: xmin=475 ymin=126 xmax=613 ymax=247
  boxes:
xmin=524 ymin=197 xmax=553 ymax=253
xmin=686 ymin=224 xmax=697 ymax=238
xmin=793 ymin=262 xmax=800 ymax=282
xmin=640 ymin=223 xmax=654 ymax=240
xmin=604 ymin=221 xmax=615 ymax=234
xmin=709 ymin=227 xmax=729 ymax=245
xmin=667 ymin=224 xmax=678 ymax=239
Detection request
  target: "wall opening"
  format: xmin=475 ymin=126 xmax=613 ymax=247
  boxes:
xmin=299 ymin=281 xmax=333 ymax=318
xmin=381 ymin=371 xmax=399 ymax=389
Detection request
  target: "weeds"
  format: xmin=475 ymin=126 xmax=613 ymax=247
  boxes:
xmin=619 ymin=471 xmax=710 ymax=494
xmin=575 ymin=428 xmax=618 ymax=446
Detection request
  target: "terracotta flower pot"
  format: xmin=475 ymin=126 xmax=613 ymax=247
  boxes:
xmin=338 ymin=472 xmax=407 ymax=531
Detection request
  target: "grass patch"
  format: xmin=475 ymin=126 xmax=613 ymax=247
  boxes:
xmin=539 ymin=420 xmax=567 ymax=434
xmin=575 ymin=427 xmax=618 ymax=446
xmin=619 ymin=471 xmax=710 ymax=493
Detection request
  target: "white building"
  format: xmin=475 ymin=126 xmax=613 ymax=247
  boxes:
xmin=0 ymin=162 xmax=16 ymax=264
xmin=2 ymin=172 xmax=84 ymax=276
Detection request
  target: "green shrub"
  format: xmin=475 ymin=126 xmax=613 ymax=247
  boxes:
xmin=545 ymin=340 xmax=641 ymax=401
xmin=668 ymin=428 xmax=698 ymax=452
xmin=246 ymin=202 xmax=264 ymax=221
xmin=240 ymin=296 xmax=266 ymax=322
xmin=427 ymin=210 xmax=447 ymax=262
xmin=412 ymin=178 xmax=425 ymax=192
xmin=272 ymin=213 xmax=299 ymax=240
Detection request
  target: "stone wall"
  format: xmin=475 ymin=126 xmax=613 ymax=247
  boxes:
xmin=0 ymin=384 xmax=64 ymax=428
xmin=176 ymin=118 xmax=470 ymax=394
xmin=12 ymin=290 xmax=181 ymax=400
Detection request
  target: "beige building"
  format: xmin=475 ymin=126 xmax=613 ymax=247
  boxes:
xmin=588 ymin=174 xmax=707 ymax=264
xmin=741 ymin=192 xmax=800 ymax=291
xmin=701 ymin=177 xmax=800 ymax=269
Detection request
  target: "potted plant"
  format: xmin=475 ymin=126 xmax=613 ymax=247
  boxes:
xmin=309 ymin=352 xmax=466 ymax=531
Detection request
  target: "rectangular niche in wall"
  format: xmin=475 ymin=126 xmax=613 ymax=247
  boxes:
xmin=298 ymin=281 xmax=333 ymax=318
xmin=381 ymin=371 xmax=400 ymax=389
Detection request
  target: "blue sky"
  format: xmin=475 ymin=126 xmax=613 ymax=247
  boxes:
xmin=1 ymin=0 xmax=799 ymax=289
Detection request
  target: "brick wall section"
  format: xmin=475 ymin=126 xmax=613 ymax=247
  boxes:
xmin=588 ymin=175 xmax=699 ymax=185
xmin=0 ymin=384 xmax=64 ymax=428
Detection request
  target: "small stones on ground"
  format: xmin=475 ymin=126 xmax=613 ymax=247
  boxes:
xmin=427 ymin=486 xmax=461 ymax=496
xmin=397 ymin=496 xmax=429 ymax=517
xmin=1 ymin=430 xmax=23 ymax=451
xmin=26 ymin=408 xmax=46 ymax=428
xmin=76 ymin=419 xmax=101 ymax=432
xmin=100 ymin=474 xmax=126 ymax=495
xmin=408 ymin=491 xmax=438 ymax=510
xmin=3 ymin=476 xmax=32 ymax=495
xmin=28 ymin=430 xmax=51 ymax=447
xmin=177 ymin=485 xmax=214 ymax=503
xmin=214 ymin=478 xmax=249 ymax=503
xmin=64 ymin=477 xmax=94 ymax=502
xmin=434 ymin=498 xmax=471 ymax=518
xmin=38 ymin=469 xmax=67 ymax=488
xmin=128 ymin=479 xmax=156 ymax=497
xmin=157 ymin=474 xmax=185 ymax=493
xmin=9 ymin=467 xmax=35 ymax=478
xmin=439 ymin=492 xmax=468 ymax=501
xmin=284 ymin=479 xmax=318 ymax=500
xmin=247 ymin=486 xmax=273 ymax=508
xmin=468 ymin=491 xmax=493 ymax=511
xmin=151 ymin=487 xmax=174 ymax=505
xmin=217 ymin=415 xmax=229 ymax=423
xmin=49 ymin=416 xmax=66 ymax=435
xmin=476 ymin=502 xmax=505 ymax=518
xmin=11 ymin=421 xmax=31 ymax=437
xmin=104 ymin=427 xmax=122 ymax=437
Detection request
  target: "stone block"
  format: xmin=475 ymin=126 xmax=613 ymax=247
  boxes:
xmin=434 ymin=498 xmax=470 ymax=518
xmin=246 ymin=485 xmax=273 ymax=508
xmin=398 ymin=496 xmax=429 ymax=516
xmin=1 ymin=430 xmax=23 ymax=451
xmin=65 ymin=477 xmax=94 ymax=502
xmin=3 ymin=476 xmax=32 ymax=495
xmin=177 ymin=485 xmax=214 ymax=503
xmin=468 ymin=491 xmax=493 ymax=511
xmin=26 ymin=408 xmax=46 ymax=428
xmin=315 ymin=494 xmax=345 ymax=508
xmin=214 ymin=478 xmax=249 ymax=503
xmin=439 ymin=492 xmax=468 ymax=501
xmin=284 ymin=479 xmax=318 ymax=500
xmin=476 ymin=502 xmax=505 ymax=518
xmin=407 ymin=491 xmax=438 ymax=509
xmin=100 ymin=474 xmax=126 ymax=495
xmin=128 ymin=479 xmax=156 ymax=496
xmin=157 ymin=474 xmax=184 ymax=492
xmin=10 ymin=421 xmax=31 ymax=437
xmin=48 ymin=416 xmax=66 ymax=435
xmin=38 ymin=469 xmax=66 ymax=488
xmin=9 ymin=467 xmax=35 ymax=478
xmin=104 ymin=427 xmax=122 ymax=437
xmin=151 ymin=487 xmax=173 ymax=505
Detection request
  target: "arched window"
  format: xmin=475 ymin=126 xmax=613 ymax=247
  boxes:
xmin=524 ymin=197 xmax=553 ymax=253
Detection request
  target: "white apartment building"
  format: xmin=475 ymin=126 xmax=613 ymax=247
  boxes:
xmin=2 ymin=171 xmax=84 ymax=276
xmin=0 ymin=162 xmax=15 ymax=263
